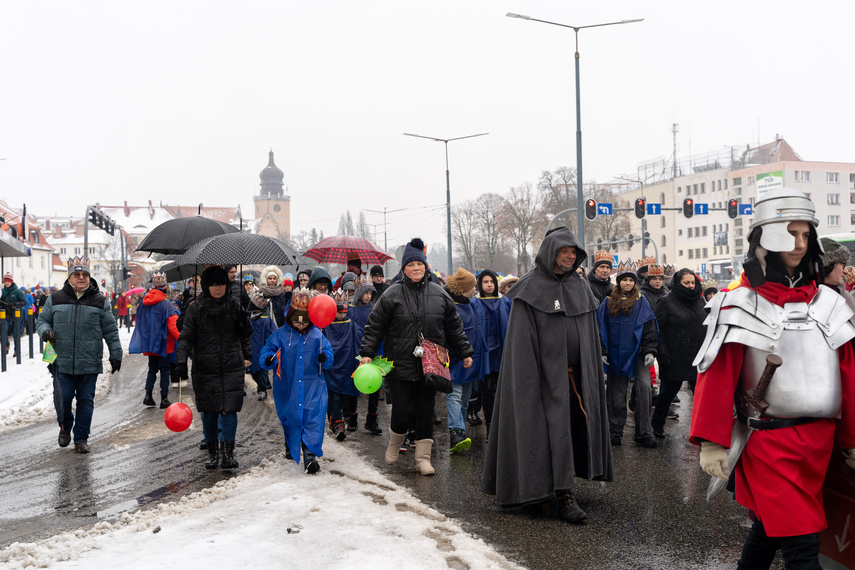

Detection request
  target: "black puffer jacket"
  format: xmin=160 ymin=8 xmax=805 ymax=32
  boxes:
xmin=586 ymin=271 xmax=613 ymax=304
xmin=176 ymin=293 xmax=252 ymax=413
xmin=360 ymin=274 xmax=473 ymax=382
xmin=653 ymin=274 xmax=705 ymax=384
xmin=640 ymin=280 xmax=668 ymax=314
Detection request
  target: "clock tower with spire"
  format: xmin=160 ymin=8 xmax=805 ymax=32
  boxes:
xmin=253 ymin=150 xmax=291 ymax=241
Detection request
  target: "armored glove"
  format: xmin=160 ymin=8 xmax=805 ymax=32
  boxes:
xmin=643 ymin=354 xmax=655 ymax=367
xmin=700 ymin=441 xmax=729 ymax=482
xmin=42 ymin=330 xmax=55 ymax=343
xmin=174 ymin=363 xmax=189 ymax=380
xmin=264 ymin=354 xmax=275 ymax=366
xmin=110 ymin=359 xmax=121 ymax=374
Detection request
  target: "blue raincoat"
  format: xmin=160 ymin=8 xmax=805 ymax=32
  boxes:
xmin=129 ymin=291 xmax=179 ymax=357
xmin=450 ymin=297 xmax=490 ymax=384
xmin=249 ymin=311 xmax=277 ymax=374
xmin=260 ymin=325 xmax=333 ymax=462
xmin=596 ymin=294 xmax=658 ymax=378
xmin=477 ymin=294 xmax=511 ymax=373
xmin=322 ymin=317 xmax=362 ymax=397
xmin=348 ymin=303 xmax=373 ymax=330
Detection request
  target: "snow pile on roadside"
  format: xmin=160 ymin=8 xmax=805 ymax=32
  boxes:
xmin=1 ymin=443 xmax=521 ymax=570
xmin=0 ymin=328 xmax=132 ymax=435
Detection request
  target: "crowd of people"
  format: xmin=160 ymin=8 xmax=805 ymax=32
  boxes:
xmin=32 ymin=187 xmax=855 ymax=569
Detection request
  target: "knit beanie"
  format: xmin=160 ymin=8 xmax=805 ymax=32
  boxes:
xmin=340 ymin=272 xmax=357 ymax=291
xmin=446 ymin=268 xmax=476 ymax=296
xmin=370 ymin=265 xmax=384 ymax=277
xmin=401 ymin=238 xmax=427 ymax=268
xmin=67 ymin=256 xmax=90 ymax=276
xmin=3 ymin=272 xmax=12 ymax=284
xmin=820 ymin=238 xmax=850 ymax=269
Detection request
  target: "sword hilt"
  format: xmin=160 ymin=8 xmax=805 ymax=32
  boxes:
xmin=743 ymin=354 xmax=783 ymax=415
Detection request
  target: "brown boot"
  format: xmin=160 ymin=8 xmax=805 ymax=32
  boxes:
xmin=414 ymin=439 xmax=435 ymax=476
xmin=385 ymin=430 xmax=406 ymax=465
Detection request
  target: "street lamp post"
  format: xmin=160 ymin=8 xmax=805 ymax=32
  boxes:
xmin=403 ymin=132 xmax=488 ymax=274
xmin=507 ymin=13 xmax=642 ymax=259
xmin=364 ymin=206 xmax=406 ymax=273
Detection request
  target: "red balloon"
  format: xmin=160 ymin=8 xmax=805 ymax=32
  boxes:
xmin=308 ymin=294 xmax=337 ymax=328
xmin=164 ymin=402 xmax=193 ymax=432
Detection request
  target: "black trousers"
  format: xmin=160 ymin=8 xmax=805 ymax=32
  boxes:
xmin=737 ymin=519 xmax=821 ymax=570
xmin=343 ymin=391 xmax=379 ymax=418
xmin=388 ymin=377 xmax=436 ymax=440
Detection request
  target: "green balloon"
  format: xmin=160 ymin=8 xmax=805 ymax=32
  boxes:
xmin=354 ymin=364 xmax=383 ymax=394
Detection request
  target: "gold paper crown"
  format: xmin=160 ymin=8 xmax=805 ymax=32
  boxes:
xmin=647 ymin=264 xmax=665 ymax=277
xmin=637 ymin=256 xmax=656 ymax=268
xmin=333 ymin=290 xmax=348 ymax=306
xmin=290 ymin=287 xmax=313 ymax=312
xmin=844 ymin=267 xmax=855 ymax=285
xmin=67 ymin=255 xmax=89 ymax=269
xmin=664 ymin=264 xmax=675 ymax=276
xmin=594 ymin=250 xmax=612 ymax=265
xmin=616 ymin=260 xmax=636 ymax=274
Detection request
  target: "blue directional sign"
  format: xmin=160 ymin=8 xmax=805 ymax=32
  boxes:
xmin=612 ymin=255 xmax=619 ymax=265
xmin=646 ymin=203 xmax=661 ymax=215
xmin=694 ymin=203 xmax=709 ymax=215
xmin=598 ymin=203 xmax=613 ymax=215
xmin=738 ymin=204 xmax=753 ymax=216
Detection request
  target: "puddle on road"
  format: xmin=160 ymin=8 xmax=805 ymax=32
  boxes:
xmin=96 ymin=478 xmax=193 ymax=519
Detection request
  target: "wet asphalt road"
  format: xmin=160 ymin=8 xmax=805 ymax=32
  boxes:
xmin=1 ymin=355 xmax=774 ymax=568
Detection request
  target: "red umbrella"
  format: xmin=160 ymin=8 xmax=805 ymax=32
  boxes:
xmin=302 ymin=236 xmax=393 ymax=265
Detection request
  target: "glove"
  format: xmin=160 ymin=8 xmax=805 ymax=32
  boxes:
xmin=602 ymin=355 xmax=609 ymax=366
xmin=317 ymin=352 xmax=327 ymax=364
xmin=42 ymin=330 xmax=55 ymax=343
xmin=643 ymin=353 xmax=655 ymax=367
xmin=174 ymin=363 xmax=189 ymax=380
xmin=264 ymin=354 xmax=275 ymax=366
xmin=699 ymin=441 xmax=729 ymax=482
xmin=110 ymin=359 xmax=121 ymax=374
xmin=846 ymin=449 xmax=855 ymax=471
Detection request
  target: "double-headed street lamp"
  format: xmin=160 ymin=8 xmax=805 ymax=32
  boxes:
xmin=507 ymin=12 xmax=643 ymax=257
xmin=404 ymin=132 xmax=488 ymax=274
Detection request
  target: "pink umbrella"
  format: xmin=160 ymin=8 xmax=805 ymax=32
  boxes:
xmin=126 ymin=287 xmax=144 ymax=295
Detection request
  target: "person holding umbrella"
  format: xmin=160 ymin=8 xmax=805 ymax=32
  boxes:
xmin=174 ymin=266 xmax=253 ymax=470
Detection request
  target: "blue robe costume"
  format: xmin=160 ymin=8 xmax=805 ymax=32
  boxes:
xmin=260 ymin=326 xmax=333 ymax=462
xmin=129 ymin=293 xmax=179 ymax=357
xmin=477 ymin=294 xmax=511 ymax=374
xmin=450 ymin=297 xmax=490 ymax=384
xmin=322 ymin=317 xmax=362 ymax=397
xmin=348 ymin=303 xmax=373 ymax=330
xmin=596 ymin=295 xmax=658 ymax=378
xmin=249 ymin=309 xmax=277 ymax=374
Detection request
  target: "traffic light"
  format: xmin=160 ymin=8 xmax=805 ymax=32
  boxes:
xmin=643 ymin=231 xmax=651 ymax=244
xmin=89 ymin=209 xmax=99 ymax=227
xmin=597 ymin=238 xmax=603 ymax=249
xmin=627 ymin=234 xmax=635 ymax=248
xmin=727 ymin=199 xmax=739 ymax=219
xmin=101 ymin=279 xmax=106 ymax=287
xmin=585 ymin=199 xmax=597 ymax=220
xmin=683 ymin=198 xmax=694 ymax=218
xmin=122 ymin=267 xmax=131 ymax=280
xmin=634 ymin=198 xmax=646 ymax=219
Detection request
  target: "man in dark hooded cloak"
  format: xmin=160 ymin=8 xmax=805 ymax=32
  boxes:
xmin=481 ymin=227 xmax=613 ymax=524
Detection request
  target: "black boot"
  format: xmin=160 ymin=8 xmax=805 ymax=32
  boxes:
xmin=346 ymin=413 xmax=358 ymax=432
xmin=143 ymin=390 xmax=155 ymax=407
xmin=221 ymin=441 xmax=239 ymax=469
xmin=199 ymin=438 xmax=208 ymax=450
xmin=556 ymin=491 xmax=587 ymax=524
xmin=159 ymin=395 xmax=171 ymax=409
xmin=364 ymin=413 xmax=382 ymax=435
xmin=205 ymin=441 xmax=219 ymax=469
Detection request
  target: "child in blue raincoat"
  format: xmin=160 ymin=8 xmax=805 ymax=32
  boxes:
xmin=322 ymin=292 xmax=363 ymax=441
xmin=260 ymin=288 xmax=333 ymax=474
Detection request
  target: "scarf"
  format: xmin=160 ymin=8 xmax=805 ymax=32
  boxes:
xmin=259 ymin=284 xmax=284 ymax=298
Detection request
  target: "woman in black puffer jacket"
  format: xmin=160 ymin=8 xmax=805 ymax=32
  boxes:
xmin=650 ymin=268 xmax=706 ymax=438
xmin=175 ymin=266 xmax=253 ymax=470
xmin=360 ymin=238 xmax=473 ymax=476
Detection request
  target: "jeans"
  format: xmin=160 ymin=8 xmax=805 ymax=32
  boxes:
xmin=252 ymin=368 xmax=270 ymax=391
xmin=55 ymin=373 xmax=98 ymax=443
xmin=201 ymin=411 xmax=237 ymax=442
xmin=145 ymin=355 xmax=171 ymax=396
xmin=388 ymin=377 xmax=436 ymax=440
xmin=737 ymin=519 xmax=821 ymax=570
xmin=446 ymin=381 xmax=474 ymax=432
xmin=329 ymin=390 xmax=346 ymax=422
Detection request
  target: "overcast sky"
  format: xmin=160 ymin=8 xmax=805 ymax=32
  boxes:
xmin=2 ymin=1 xmax=853 ymax=250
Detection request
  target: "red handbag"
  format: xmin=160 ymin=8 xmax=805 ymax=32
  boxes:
xmin=421 ymin=338 xmax=452 ymax=393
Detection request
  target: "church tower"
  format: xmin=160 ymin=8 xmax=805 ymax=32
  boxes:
xmin=253 ymin=150 xmax=291 ymax=241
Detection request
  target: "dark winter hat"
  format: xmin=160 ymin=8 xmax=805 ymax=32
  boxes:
xmin=346 ymin=253 xmax=362 ymax=268
xmin=340 ymin=272 xmax=357 ymax=291
xmin=401 ymin=237 xmax=427 ymax=268
xmin=297 ymin=269 xmax=312 ymax=282
xmin=201 ymin=265 xmax=229 ymax=293
xmin=370 ymin=265 xmax=384 ymax=277
xmin=820 ymin=238 xmax=850 ymax=269
xmin=703 ymin=287 xmax=718 ymax=298
xmin=3 ymin=272 xmax=12 ymax=284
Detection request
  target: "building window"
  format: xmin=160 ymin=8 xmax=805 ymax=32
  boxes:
xmin=850 ymin=173 xmax=855 ymax=190
xmin=702 ymin=226 xmax=708 ymax=236
xmin=695 ymin=248 xmax=701 ymax=258
xmin=660 ymin=192 xmax=665 ymax=204
xmin=688 ymin=250 xmax=694 ymax=259
xmin=734 ymin=186 xmax=742 ymax=196
xmin=693 ymin=184 xmax=698 ymax=194
xmin=74 ymin=248 xmax=80 ymax=254
xmin=60 ymin=247 xmax=66 ymax=254
xmin=748 ymin=176 xmax=755 ymax=185
xmin=702 ymin=248 xmax=708 ymax=258
xmin=688 ymin=228 xmax=693 ymax=238
xmin=828 ymin=172 xmax=839 ymax=183
xmin=678 ymin=250 xmax=683 ymax=257
xmin=89 ymin=247 xmax=95 ymax=255
xmin=677 ymin=186 xmax=682 ymax=194
xmin=718 ymin=180 xmax=722 ymax=191
xmin=700 ymin=183 xmax=706 ymax=193
xmin=725 ymin=179 xmax=729 ymax=189
xmin=850 ymin=192 xmax=855 ymax=204
xmin=661 ymin=235 xmax=666 ymax=247
xmin=828 ymin=194 xmax=840 ymax=205
xmin=677 ymin=229 xmax=683 ymax=236
xmin=829 ymin=215 xmax=841 ymax=226
xmin=660 ymin=217 xmax=666 ymax=228
xmin=802 ymin=171 xmax=811 ymax=182
xmin=663 ymin=254 xmax=667 ymax=264
xmin=851 ymin=213 xmax=855 ymax=226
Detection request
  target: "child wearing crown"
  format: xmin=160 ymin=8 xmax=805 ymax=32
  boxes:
xmin=260 ymin=288 xmax=334 ymax=474
xmin=322 ymin=291 xmax=363 ymax=441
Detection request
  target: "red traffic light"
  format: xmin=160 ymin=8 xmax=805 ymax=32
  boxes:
xmin=585 ymin=199 xmax=598 ymax=220
xmin=683 ymin=198 xmax=694 ymax=218
xmin=634 ymin=198 xmax=646 ymax=219
xmin=727 ymin=199 xmax=739 ymax=219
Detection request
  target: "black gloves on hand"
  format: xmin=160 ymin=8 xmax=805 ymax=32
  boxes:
xmin=174 ymin=363 xmax=189 ymax=380
xmin=110 ymin=359 xmax=121 ymax=374
xmin=317 ymin=352 xmax=327 ymax=364
xmin=264 ymin=355 xmax=275 ymax=367
xmin=42 ymin=330 xmax=55 ymax=343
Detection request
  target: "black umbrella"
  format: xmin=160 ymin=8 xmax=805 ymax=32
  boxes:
xmin=136 ymin=216 xmax=240 ymax=254
xmin=174 ymin=233 xmax=299 ymax=266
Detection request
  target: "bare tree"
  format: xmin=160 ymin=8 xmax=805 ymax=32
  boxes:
xmin=451 ymin=200 xmax=478 ymax=271
xmin=537 ymin=166 xmax=577 ymax=233
xmin=586 ymin=184 xmax=633 ymax=253
xmin=474 ymin=193 xmax=506 ymax=269
xmin=337 ymin=211 xmax=355 ymax=236
xmin=356 ymin=211 xmax=372 ymax=240
xmin=290 ymin=228 xmax=322 ymax=253
xmin=499 ymin=182 xmax=541 ymax=275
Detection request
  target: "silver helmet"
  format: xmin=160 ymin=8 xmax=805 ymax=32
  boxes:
xmin=748 ymin=188 xmax=820 ymax=252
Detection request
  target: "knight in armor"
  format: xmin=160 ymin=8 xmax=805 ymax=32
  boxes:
xmin=690 ymin=188 xmax=855 ymax=569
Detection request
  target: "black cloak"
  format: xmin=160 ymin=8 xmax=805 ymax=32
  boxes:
xmin=481 ymin=227 xmax=613 ymax=507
